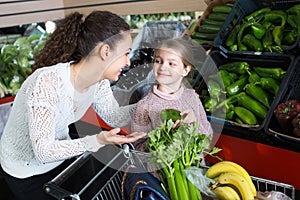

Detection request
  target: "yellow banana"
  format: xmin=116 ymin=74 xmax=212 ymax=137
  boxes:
xmin=211 ymin=185 xmax=241 ymax=200
xmin=211 ymin=172 xmax=254 ymax=200
xmin=206 ymin=161 xmax=243 ymax=179
xmin=221 ymin=161 xmax=256 ymax=197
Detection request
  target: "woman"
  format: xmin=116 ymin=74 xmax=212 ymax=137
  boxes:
xmin=0 ymin=10 xmax=145 ymax=199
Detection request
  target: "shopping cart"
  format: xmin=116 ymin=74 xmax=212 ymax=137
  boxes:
xmin=44 ymin=144 xmax=296 ymax=200
xmin=44 ymin=144 xmax=152 ymax=200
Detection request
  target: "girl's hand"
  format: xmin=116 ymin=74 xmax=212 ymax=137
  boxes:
xmin=181 ymin=109 xmax=196 ymax=124
xmin=172 ymin=109 xmax=196 ymax=128
xmin=96 ymin=128 xmax=146 ymax=145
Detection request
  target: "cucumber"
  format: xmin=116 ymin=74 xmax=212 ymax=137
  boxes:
xmin=212 ymin=5 xmax=232 ymax=14
xmin=192 ymin=32 xmax=217 ymax=40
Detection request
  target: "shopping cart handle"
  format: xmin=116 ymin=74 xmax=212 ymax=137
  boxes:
xmin=44 ymin=182 xmax=74 ymax=199
xmin=50 ymin=152 xmax=92 ymax=185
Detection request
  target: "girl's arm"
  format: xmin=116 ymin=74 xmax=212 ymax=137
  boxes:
xmin=193 ymin=92 xmax=214 ymax=136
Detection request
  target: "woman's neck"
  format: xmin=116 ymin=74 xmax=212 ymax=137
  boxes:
xmin=71 ymin=61 xmax=99 ymax=93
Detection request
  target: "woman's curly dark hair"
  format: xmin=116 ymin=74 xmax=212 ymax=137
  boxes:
xmin=31 ymin=10 xmax=130 ymax=73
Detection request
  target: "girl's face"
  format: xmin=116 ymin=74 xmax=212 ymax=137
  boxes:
xmin=103 ymin=33 xmax=132 ymax=81
xmin=153 ymin=47 xmax=190 ymax=91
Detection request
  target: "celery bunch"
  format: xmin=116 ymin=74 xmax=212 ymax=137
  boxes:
xmin=147 ymin=119 xmax=221 ymax=200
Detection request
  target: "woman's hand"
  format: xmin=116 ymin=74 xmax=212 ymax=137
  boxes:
xmin=96 ymin=128 xmax=146 ymax=145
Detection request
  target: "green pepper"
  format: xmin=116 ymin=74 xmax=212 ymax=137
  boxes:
xmin=271 ymin=45 xmax=284 ymax=53
xmin=248 ymin=73 xmax=261 ymax=84
xmin=245 ymin=7 xmax=271 ymax=22
xmin=238 ymin=92 xmax=268 ymax=119
xmin=272 ymin=26 xmax=284 ymax=46
xmin=215 ymin=92 xmax=244 ymax=110
xmin=253 ymin=67 xmax=286 ymax=80
xmin=226 ymin=75 xmax=248 ymax=96
xmin=237 ymin=21 xmax=254 ymax=51
xmin=235 ymin=117 xmax=244 ymax=124
xmin=262 ymin=28 xmax=273 ymax=52
xmin=287 ymin=4 xmax=300 ymax=15
xmin=204 ymin=98 xmax=218 ymax=113
xmin=264 ymin=10 xmax=287 ymax=27
xmin=226 ymin=24 xmax=240 ymax=47
xmin=228 ymin=72 xmax=238 ymax=81
xmin=226 ymin=110 xmax=235 ymax=120
xmin=219 ymin=69 xmax=234 ymax=87
xmin=260 ymin=77 xmax=280 ymax=95
xmin=207 ymin=80 xmax=221 ymax=99
xmin=245 ymin=83 xmax=271 ymax=108
xmin=229 ymin=44 xmax=238 ymax=51
xmin=234 ymin=106 xmax=258 ymax=125
xmin=242 ymin=34 xmax=263 ymax=52
xmin=282 ymin=29 xmax=298 ymax=45
xmin=251 ymin=22 xmax=266 ymax=39
xmin=262 ymin=21 xmax=275 ymax=30
xmin=219 ymin=61 xmax=250 ymax=75
xmin=287 ymin=14 xmax=298 ymax=29
xmin=297 ymin=12 xmax=300 ymax=35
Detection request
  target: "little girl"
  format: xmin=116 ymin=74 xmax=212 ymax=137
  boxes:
xmin=131 ymin=38 xmax=213 ymax=152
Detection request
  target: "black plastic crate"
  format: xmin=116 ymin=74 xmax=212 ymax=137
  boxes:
xmin=194 ymin=50 xmax=295 ymax=133
xmin=214 ymin=0 xmax=300 ymax=55
xmin=264 ymin=56 xmax=300 ymax=143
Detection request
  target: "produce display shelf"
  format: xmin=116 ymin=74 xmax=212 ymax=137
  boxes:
xmin=264 ymin=56 xmax=300 ymax=143
xmin=214 ymin=0 xmax=300 ymax=55
xmin=193 ymin=50 xmax=295 ymax=133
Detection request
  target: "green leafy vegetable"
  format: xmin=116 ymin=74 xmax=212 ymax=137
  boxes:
xmin=147 ymin=118 xmax=221 ymax=200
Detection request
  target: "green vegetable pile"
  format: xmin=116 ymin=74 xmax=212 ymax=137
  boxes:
xmin=147 ymin=111 xmax=221 ymax=200
xmin=225 ymin=4 xmax=300 ymax=52
xmin=200 ymin=61 xmax=286 ymax=126
xmin=190 ymin=2 xmax=234 ymax=46
xmin=0 ymin=33 xmax=49 ymax=98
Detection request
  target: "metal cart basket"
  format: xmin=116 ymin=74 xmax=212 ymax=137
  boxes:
xmin=44 ymin=144 xmax=151 ymax=200
xmin=44 ymin=144 xmax=295 ymax=200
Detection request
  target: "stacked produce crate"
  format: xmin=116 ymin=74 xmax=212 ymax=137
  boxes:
xmin=192 ymin=0 xmax=300 ymax=146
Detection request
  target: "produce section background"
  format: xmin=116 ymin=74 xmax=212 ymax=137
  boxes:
xmin=1 ymin=0 xmax=300 ymax=199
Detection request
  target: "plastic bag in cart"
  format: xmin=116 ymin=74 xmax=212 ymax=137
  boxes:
xmin=122 ymin=165 xmax=169 ymax=200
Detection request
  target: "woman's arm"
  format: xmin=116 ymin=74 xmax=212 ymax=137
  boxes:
xmin=27 ymin=73 xmax=90 ymax=163
xmin=92 ymin=80 xmax=136 ymax=127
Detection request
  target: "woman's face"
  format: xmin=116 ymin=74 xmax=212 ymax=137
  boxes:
xmin=103 ymin=33 xmax=132 ymax=81
xmin=153 ymin=47 xmax=190 ymax=90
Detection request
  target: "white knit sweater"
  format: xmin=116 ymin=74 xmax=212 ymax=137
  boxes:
xmin=0 ymin=62 xmax=134 ymax=178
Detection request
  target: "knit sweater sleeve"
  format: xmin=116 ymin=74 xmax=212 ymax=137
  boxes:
xmin=131 ymin=96 xmax=153 ymax=133
xmin=92 ymin=80 xmax=135 ymax=128
xmin=27 ymin=72 xmax=100 ymax=163
xmin=192 ymin=91 xmax=213 ymax=136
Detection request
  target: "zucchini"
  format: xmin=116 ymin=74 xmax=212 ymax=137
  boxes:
xmin=202 ymin=19 xmax=225 ymax=27
xmin=192 ymin=38 xmax=213 ymax=45
xmin=192 ymin=32 xmax=217 ymax=40
xmin=198 ymin=24 xmax=221 ymax=33
xmin=212 ymin=5 xmax=232 ymax=14
xmin=207 ymin=13 xmax=228 ymax=22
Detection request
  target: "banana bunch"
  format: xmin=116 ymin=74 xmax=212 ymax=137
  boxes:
xmin=206 ymin=161 xmax=256 ymax=200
